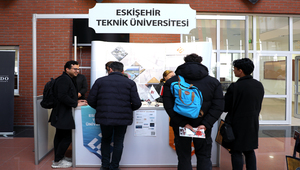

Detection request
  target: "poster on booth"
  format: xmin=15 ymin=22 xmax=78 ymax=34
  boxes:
xmin=81 ymin=106 xmax=113 ymax=159
xmin=90 ymin=41 xmax=213 ymax=101
xmin=134 ymin=110 xmax=157 ymax=136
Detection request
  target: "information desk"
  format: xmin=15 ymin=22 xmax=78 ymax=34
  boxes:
xmin=73 ymin=104 xmax=220 ymax=167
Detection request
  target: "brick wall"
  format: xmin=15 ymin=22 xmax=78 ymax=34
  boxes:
xmin=0 ymin=0 xmax=299 ymax=125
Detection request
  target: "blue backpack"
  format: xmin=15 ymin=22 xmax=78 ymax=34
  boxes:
xmin=170 ymin=75 xmax=203 ymax=119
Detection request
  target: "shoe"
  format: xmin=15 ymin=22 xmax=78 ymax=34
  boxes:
xmin=100 ymin=167 xmax=109 ymax=170
xmin=63 ymin=156 xmax=72 ymax=162
xmin=51 ymin=159 xmax=72 ymax=168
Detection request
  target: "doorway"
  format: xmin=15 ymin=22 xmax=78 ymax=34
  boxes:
xmin=294 ymin=56 xmax=300 ymax=118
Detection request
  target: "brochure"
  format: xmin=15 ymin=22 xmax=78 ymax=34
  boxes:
xmin=179 ymin=127 xmax=205 ymax=138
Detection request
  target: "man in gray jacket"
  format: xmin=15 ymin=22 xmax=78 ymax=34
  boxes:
xmin=87 ymin=61 xmax=141 ymax=170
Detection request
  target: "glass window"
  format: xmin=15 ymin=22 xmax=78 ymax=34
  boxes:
xmin=259 ymin=55 xmax=286 ymax=95
xmin=292 ymin=54 xmax=300 ymax=118
xmin=293 ymin=18 xmax=300 ymax=51
xmin=248 ymin=16 xmax=253 ymax=50
xmin=220 ymin=53 xmax=244 ymax=91
xmin=182 ymin=20 xmax=217 ymax=50
xmin=0 ymin=46 xmax=19 ymax=95
xmin=220 ymin=20 xmax=245 ymax=50
xmin=210 ymin=52 xmax=217 ymax=78
xmin=260 ymin=98 xmax=286 ymax=121
xmin=256 ymin=16 xmax=289 ymax=51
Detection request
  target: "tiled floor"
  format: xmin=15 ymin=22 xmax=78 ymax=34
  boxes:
xmin=0 ymin=125 xmax=299 ymax=170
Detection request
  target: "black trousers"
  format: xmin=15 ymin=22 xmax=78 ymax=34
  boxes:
xmin=173 ymin=126 xmax=212 ymax=170
xmin=100 ymin=125 xmax=128 ymax=170
xmin=53 ymin=128 xmax=72 ymax=162
xmin=230 ymin=150 xmax=257 ymax=170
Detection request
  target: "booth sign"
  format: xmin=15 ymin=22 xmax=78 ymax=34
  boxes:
xmin=89 ymin=3 xmax=196 ymax=34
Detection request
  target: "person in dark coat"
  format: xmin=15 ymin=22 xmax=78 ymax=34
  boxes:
xmin=163 ymin=53 xmax=224 ymax=170
xmin=75 ymin=73 xmax=88 ymax=100
xmin=87 ymin=61 xmax=141 ymax=170
xmin=223 ymin=58 xmax=264 ymax=170
xmin=49 ymin=60 xmax=88 ymax=168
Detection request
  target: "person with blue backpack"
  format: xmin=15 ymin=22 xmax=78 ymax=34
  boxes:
xmin=163 ymin=53 xmax=224 ymax=170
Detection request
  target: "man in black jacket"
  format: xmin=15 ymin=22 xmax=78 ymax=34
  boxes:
xmin=163 ymin=53 xmax=224 ymax=170
xmin=49 ymin=60 xmax=88 ymax=168
xmin=224 ymin=58 xmax=264 ymax=170
xmin=87 ymin=61 xmax=141 ymax=170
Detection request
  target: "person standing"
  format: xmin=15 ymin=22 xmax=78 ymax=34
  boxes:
xmin=163 ymin=53 xmax=224 ymax=170
xmin=87 ymin=61 xmax=142 ymax=170
xmin=155 ymin=70 xmax=175 ymax=103
xmin=49 ymin=60 xmax=88 ymax=168
xmin=76 ymin=73 xmax=88 ymax=100
xmin=223 ymin=58 xmax=264 ymax=170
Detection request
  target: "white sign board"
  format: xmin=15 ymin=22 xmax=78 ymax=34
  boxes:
xmin=89 ymin=3 xmax=196 ymax=34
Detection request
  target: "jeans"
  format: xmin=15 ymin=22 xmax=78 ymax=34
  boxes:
xmin=230 ymin=150 xmax=257 ymax=170
xmin=100 ymin=124 xmax=127 ymax=170
xmin=53 ymin=128 xmax=72 ymax=162
xmin=173 ymin=127 xmax=212 ymax=170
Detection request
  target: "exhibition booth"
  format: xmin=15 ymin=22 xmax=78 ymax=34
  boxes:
xmin=33 ymin=3 xmax=220 ymax=167
xmin=71 ymin=40 xmax=219 ymax=167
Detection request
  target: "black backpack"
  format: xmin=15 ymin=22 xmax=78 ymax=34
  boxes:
xmin=40 ymin=77 xmax=59 ymax=109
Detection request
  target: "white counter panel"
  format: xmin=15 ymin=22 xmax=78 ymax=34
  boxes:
xmin=73 ymin=106 xmax=219 ymax=167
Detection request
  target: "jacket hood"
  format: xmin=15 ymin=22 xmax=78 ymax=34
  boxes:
xmin=175 ymin=62 xmax=209 ymax=80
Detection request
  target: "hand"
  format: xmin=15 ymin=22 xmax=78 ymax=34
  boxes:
xmin=197 ymin=125 xmax=206 ymax=131
xmin=77 ymin=100 xmax=88 ymax=107
xmin=184 ymin=124 xmax=195 ymax=133
xmin=78 ymin=93 xmax=82 ymax=98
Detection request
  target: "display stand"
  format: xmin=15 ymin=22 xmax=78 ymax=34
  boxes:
xmin=73 ymin=105 xmax=220 ymax=167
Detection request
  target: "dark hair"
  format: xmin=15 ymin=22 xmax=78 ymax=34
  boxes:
xmin=105 ymin=61 xmax=114 ymax=72
xmin=233 ymin=58 xmax=254 ymax=75
xmin=184 ymin=53 xmax=203 ymax=63
xmin=64 ymin=60 xmax=79 ymax=71
xmin=109 ymin=61 xmax=123 ymax=72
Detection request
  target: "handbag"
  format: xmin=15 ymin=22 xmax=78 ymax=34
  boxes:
xmin=215 ymin=119 xmax=225 ymax=146
xmin=220 ymin=119 xmax=235 ymax=142
xmin=216 ymin=83 xmax=235 ymax=146
xmin=215 ymin=119 xmax=235 ymax=146
xmin=286 ymin=131 xmax=300 ymax=170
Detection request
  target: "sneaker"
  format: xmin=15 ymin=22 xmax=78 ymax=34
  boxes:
xmin=51 ymin=159 xmax=72 ymax=168
xmin=63 ymin=156 xmax=72 ymax=162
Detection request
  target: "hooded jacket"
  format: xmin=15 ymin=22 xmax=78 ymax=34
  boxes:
xmin=163 ymin=62 xmax=224 ymax=143
xmin=87 ymin=72 xmax=142 ymax=126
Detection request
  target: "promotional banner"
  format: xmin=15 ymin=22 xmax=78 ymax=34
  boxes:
xmin=0 ymin=51 xmax=15 ymax=135
xmin=81 ymin=106 xmax=113 ymax=159
xmin=89 ymin=3 xmax=196 ymax=34
xmin=91 ymin=41 xmax=213 ymax=101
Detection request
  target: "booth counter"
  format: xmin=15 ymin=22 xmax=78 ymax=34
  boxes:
xmin=72 ymin=104 xmax=220 ymax=167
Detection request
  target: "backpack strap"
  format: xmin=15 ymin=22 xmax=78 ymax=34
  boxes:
xmin=178 ymin=75 xmax=196 ymax=106
xmin=178 ymin=89 xmax=195 ymax=106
